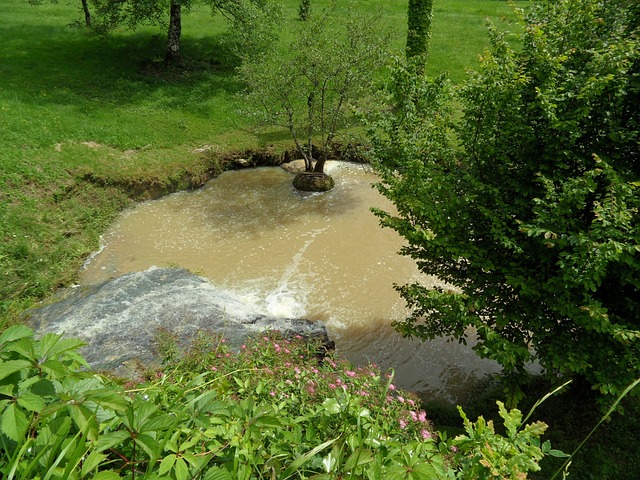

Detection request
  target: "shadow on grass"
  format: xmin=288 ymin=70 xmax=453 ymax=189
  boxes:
xmin=0 ymin=24 xmax=245 ymax=117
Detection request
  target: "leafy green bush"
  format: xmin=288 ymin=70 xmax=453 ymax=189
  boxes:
xmin=371 ymin=0 xmax=640 ymax=406
xmin=0 ymin=326 xmax=561 ymax=479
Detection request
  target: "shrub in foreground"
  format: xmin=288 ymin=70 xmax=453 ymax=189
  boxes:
xmin=0 ymin=325 xmax=560 ymax=479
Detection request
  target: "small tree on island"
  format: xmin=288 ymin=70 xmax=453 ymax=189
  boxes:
xmin=240 ymin=2 xmax=390 ymax=191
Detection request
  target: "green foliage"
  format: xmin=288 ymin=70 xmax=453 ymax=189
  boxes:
xmin=240 ymin=1 xmax=392 ymax=172
xmin=406 ymin=0 xmax=434 ymax=72
xmin=371 ymin=0 xmax=640 ymax=406
xmin=0 ymin=327 xmax=562 ymax=478
xmin=1 ymin=0 xmax=516 ymax=327
xmin=451 ymin=382 xmax=573 ymax=480
xmin=297 ymin=0 xmax=310 ymax=21
xmin=74 ymin=0 xmax=282 ymax=62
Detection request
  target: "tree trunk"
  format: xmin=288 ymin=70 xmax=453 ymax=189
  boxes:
xmin=306 ymin=92 xmax=315 ymax=172
xmin=81 ymin=0 xmax=91 ymax=27
xmin=165 ymin=1 xmax=182 ymax=65
xmin=406 ymin=0 xmax=434 ymax=74
xmin=313 ymin=157 xmax=326 ymax=173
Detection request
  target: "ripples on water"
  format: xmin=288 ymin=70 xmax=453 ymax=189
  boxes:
xmin=80 ymin=164 xmax=502 ymax=403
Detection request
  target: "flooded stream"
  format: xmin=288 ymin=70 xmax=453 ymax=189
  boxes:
xmin=80 ymin=164 xmax=502 ymax=403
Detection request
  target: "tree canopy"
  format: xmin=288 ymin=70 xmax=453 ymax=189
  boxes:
xmin=371 ymin=0 xmax=640 ymax=405
xmin=240 ymin=3 xmax=390 ymax=178
xmin=73 ymin=0 xmax=280 ymax=63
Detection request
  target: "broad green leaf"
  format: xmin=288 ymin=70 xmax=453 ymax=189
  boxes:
xmin=135 ymin=432 xmax=161 ymax=458
xmin=40 ymin=359 xmax=69 ymax=378
xmin=92 ymin=470 xmax=122 ymax=480
xmin=0 ymin=325 xmax=33 ymax=347
xmin=0 ymin=384 xmax=15 ymax=396
xmin=385 ymin=465 xmax=413 ymax=480
xmin=549 ymin=449 xmax=570 ymax=458
xmin=344 ymin=448 xmax=374 ymax=472
xmin=126 ymin=399 xmax=159 ymax=430
xmin=182 ymin=452 xmax=203 ymax=468
xmin=6 ymin=337 xmax=36 ymax=360
xmin=29 ymin=378 xmax=56 ymax=397
xmin=16 ymin=391 xmax=46 ymax=412
xmin=409 ymin=462 xmax=441 ymax=479
xmin=201 ymin=466 xmax=233 ymax=480
xmin=159 ymin=454 xmax=177 ymax=475
xmin=87 ymin=387 xmax=129 ymax=412
xmin=1 ymin=402 xmax=29 ymax=441
xmin=81 ymin=451 xmax=108 ymax=476
xmin=95 ymin=430 xmax=131 ymax=452
xmin=174 ymin=457 xmax=189 ymax=480
xmin=0 ymin=359 xmax=32 ymax=382
xmin=67 ymin=404 xmax=99 ymax=441
xmin=38 ymin=334 xmax=86 ymax=361
xmin=322 ymin=398 xmax=341 ymax=414
xmin=254 ymin=415 xmax=282 ymax=428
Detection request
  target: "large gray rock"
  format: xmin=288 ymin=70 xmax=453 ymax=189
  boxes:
xmin=26 ymin=267 xmax=331 ymax=376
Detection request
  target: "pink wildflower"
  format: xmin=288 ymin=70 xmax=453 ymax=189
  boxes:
xmin=421 ymin=429 xmax=432 ymax=440
xmin=389 ymin=384 xmax=396 ymax=391
xmin=418 ymin=411 xmax=427 ymax=423
xmin=210 ymin=366 xmax=217 ymax=371
xmin=345 ymin=370 xmax=356 ymax=378
xmin=407 ymin=399 xmax=415 ymax=407
xmin=410 ymin=411 xmax=418 ymax=421
xmin=329 ymin=384 xmax=337 ymax=389
xmin=269 ymin=391 xmax=276 ymax=397
xmin=397 ymin=396 xmax=405 ymax=403
xmin=399 ymin=419 xmax=407 ymax=429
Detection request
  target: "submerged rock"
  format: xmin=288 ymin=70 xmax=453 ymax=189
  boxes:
xmin=293 ymin=172 xmax=336 ymax=192
xmin=26 ymin=267 xmax=331 ymax=376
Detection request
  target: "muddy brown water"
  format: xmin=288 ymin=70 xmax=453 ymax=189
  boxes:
xmin=80 ymin=164 xmax=502 ymax=403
